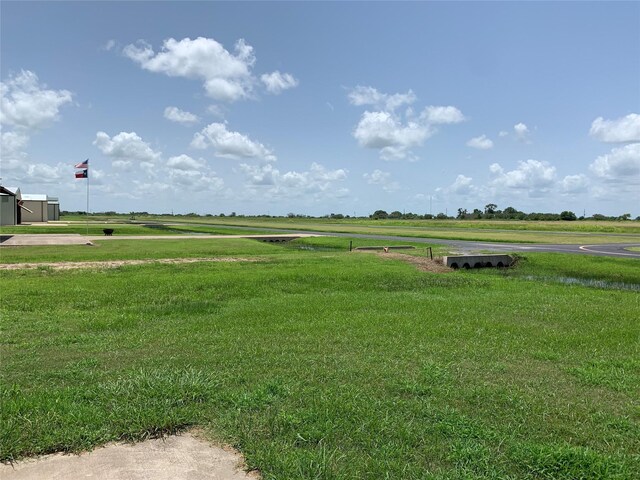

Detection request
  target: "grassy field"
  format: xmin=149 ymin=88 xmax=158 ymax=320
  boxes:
xmin=119 ymin=215 xmax=640 ymax=244
xmin=0 ymin=221 xmax=265 ymax=236
xmin=1 ymin=237 xmax=638 ymax=479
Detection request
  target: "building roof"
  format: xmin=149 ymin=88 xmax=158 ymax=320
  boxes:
xmin=21 ymin=194 xmax=48 ymax=201
xmin=0 ymin=186 xmax=16 ymax=196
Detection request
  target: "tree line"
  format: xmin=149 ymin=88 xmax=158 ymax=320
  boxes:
xmin=370 ymin=205 xmax=636 ymax=221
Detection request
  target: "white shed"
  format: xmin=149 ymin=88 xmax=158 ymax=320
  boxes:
xmin=21 ymin=193 xmax=48 ymax=223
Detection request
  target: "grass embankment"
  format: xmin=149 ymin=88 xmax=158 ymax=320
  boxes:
xmin=1 ymin=239 xmax=638 ymax=479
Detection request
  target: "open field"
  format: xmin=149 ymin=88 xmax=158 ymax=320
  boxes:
xmin=1 ymin=237 xmax=638 ymax=479
xmin=65 ymin=215 xmax=640 ymax=244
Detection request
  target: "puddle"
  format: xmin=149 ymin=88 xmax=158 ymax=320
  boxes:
xmin=522 ymin=275 xmax=640 ymax=292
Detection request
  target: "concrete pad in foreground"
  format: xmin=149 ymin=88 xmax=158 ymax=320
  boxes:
xmin=1 ymin=433 xmax=259 ymax=480
xmin=0 ymin=234 xmax=93 ymax=246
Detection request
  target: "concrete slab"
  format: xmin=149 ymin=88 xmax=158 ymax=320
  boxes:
xmin=0 ymin=234 xmax=93 ymax=246
xmin=0 ymin=433 xmax=259 ymax=480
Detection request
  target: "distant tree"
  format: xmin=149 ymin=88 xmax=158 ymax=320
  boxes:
xmin=230 ymin=211 xmax=236 ymax=217
xmin=472 ymin=208 xmax=483 ymax=219
xmin=371 ymin=210 xmax=388 ymax=219
xmin=456 ymin=208 xmax=468 ymax=219
xmin=484 ymin=203 xmax=497 ymax=215
xmin=619 ymin=213 xmax=631 ymax=221
xmin=436 ymin=212 xmax=449 ymax=219
xmin=560 ymin=210 xmax=577 ymax=221
xmin=389 ymin=210 xmax=403 ymax=219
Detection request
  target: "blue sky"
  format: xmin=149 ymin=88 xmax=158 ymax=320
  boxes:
xmin=1 ymin=1 xmax=638 ymax=217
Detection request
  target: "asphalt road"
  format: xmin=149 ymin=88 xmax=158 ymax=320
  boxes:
xmin=313 ymin=231 xmax=640 ymax=258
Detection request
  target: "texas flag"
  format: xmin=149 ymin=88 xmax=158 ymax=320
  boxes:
xmin=75 ymin=169 xmax=88 ymax=179
xmin=74 ymin=159 xmax=89 ymax=169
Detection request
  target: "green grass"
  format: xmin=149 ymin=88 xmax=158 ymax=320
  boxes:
xmin=143 ymin=216 xmax=640 ymax=244
xmin=0 ymin=238 xmax=280 ymax=264
xmin=0 ymin=222 xmax=266 ymax=236
xmin=1 ymin=244 xmax=638 ymax=478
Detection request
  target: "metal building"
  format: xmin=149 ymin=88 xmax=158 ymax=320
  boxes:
xmin=0 ymin=186 xmax=18 ymax=226
xmin=21 ymin=193 xmax=48 ymax=223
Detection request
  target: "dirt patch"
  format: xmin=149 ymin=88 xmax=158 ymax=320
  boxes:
xmin=356 ymin=251 xmax=453 ymax=273
xmin=0 ymin=257 xmax=260 ymax=271
xmin=1 ymin=432 xmax=260 ymax=480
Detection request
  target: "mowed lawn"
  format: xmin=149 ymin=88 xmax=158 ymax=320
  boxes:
xmin=1 ymin=239 xmax=638 ymax=479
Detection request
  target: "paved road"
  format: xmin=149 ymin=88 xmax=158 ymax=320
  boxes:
xmin=311 ymin=231 xmax=640 ymax=258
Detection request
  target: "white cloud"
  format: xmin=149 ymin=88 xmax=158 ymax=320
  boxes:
xmin=353 ymin=110 xmax=431 ymax=161
xmin=589 ymin=114 xmax=640 ymax=143
xmin=168 ymin=169 xmax=224 ymax=192
xmin=589 ymin=143 xmax=640 ymax=181
xmin=349 ymin=87 xmax=465 ymax=161
xmin=163 ymin=106 xmax=199 ymax=125
xmin=0 ymin=70 xmax=73 ymax=130
xmin=363 ymin=169 xmax=400 ymax=192
xmin=260 ymin=71 xmax=299 ymax=94
xmin=498 ymin=130 xmax=509 ymax=137
xmin=123 ymin=36 xmax=296 ymax=102
xmin=490 ymin=159 xmax=556 ymax=195
xmin=420 ymin=106 xmax=466 ymax=125
xmin=449 ymin=174 xmax=475 ymax=195
xmin=348 ymin=86 xmax=416 ymax=112
xmin=240 ymin=162 xmax=348 ymax=198
xmin=561 ymin=174 xmax=590 ymax=194
xmin=466 ymin=134 xmax=493 ymax=150
xmin=191 ymin=122 xmax=276 ymax=161
xmin=123 ymin=37 xmax=255 ymax=102
xmin=94 ymin=131 xmax=162 ymax=166
xmin=167 ymin=154 xmax=202 ymax=171
xmin=514 ymin=122 xmax=530 ymax=142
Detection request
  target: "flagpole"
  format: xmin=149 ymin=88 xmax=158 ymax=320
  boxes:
xmin=86 ymin=167 xmax=89 ymax=235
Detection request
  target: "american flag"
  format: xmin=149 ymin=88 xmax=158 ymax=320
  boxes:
xmin=74 ymin=159 xmax=89 ymax=169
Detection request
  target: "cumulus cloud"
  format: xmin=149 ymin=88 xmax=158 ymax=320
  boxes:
xmin=348 ymin=86 xmax=416 ymax=111
xmin=260 ymin=71 xmax=299 ymax=94
xmin=561 ymin=174 xmax=590 ymax=194
xmin=514 ymin=122 xmax=530 ymax=142
xmin=349 ymin=86 xmax=465 ymax=161
xmin=466 ymin=134 xmax=493 ymax=150
xmin=589 ymin=114 xmax=640 ymax=143
xmin=363 ymin=169 xmax=400 ymax=192
xmin=163 ymin=106 xmax=199 ymax=125
xmin=420 ymin=106 xmax=466 ymax=125
xmin=123 ymin=36 xmax=296 ymax=102
xmin=498 ymin=130 xmax=509 ymax=137
xmin=0 ymin=70 xmax=73 ymax=130
xmin=94 ymin=131 xmax=162 ymax=170
xmin=167 ymin=154 xmax=202 ymax=171
xmin=490 ymin=159 xmax=556 ymax=195
xmin=589 ymin=143 xmax=640 ymax=181
xmin=168 ymin=168 xmax=224 ymax=192
xmin=123 ymin=37 xmax=255 ymax=102
xmin=353 ymin=110 xmax=431 ymax=160
xmin=191 ymin=122 xmax=276 ymax=161
xmin=239 ymin=162 xmax=348 ymax=198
